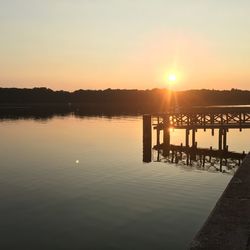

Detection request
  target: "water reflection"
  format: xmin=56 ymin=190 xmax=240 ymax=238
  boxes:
xmin=0 ymin=105 xmax=144 ymax=121
xmin=0 ymin=114 xmax=237 ymax=250
xmin=150 ymin=145 xmax=244 ymax=174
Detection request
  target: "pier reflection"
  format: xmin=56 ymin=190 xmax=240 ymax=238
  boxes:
xmin=152 ymin=145 xmax=244 ymax=174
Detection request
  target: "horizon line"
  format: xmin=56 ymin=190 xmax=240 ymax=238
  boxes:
xmin=0 ymin=86 xmax=250 ymax=93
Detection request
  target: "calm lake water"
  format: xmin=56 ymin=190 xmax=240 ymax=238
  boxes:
xmin=0 ymin=114 xmax=248 ymax=250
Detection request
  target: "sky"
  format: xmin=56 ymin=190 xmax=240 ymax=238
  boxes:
xmin=0 ymin=0 xmax=250 ymax=91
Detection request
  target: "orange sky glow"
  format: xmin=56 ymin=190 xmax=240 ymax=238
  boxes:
xmin=0 ymin=1 xmax=250 ymax=91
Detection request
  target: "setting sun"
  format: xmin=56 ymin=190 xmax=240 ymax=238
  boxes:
xmin=168 ymin=74 xmax=177 ymax=82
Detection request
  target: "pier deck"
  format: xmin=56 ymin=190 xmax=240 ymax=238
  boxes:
xmin=153 ymin=111 xmax=250 ymax=129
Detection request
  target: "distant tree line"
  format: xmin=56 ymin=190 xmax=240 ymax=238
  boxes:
xmin=0 ymin=87 xmax=250 ymax=113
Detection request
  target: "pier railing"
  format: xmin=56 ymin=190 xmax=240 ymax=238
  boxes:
xmin=153 ymin=111 xmax=250 ymax=129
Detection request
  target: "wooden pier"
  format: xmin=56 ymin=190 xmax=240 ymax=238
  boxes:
xmin=143 ymin=109 xmax=250 ymax=165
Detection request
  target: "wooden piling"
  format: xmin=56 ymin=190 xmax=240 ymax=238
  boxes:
xmin=223 ymin=129 xmax=227 ymax=151
xmin=218 ymin=128 xmax=223 ymax=151
xmin=156 ymin=116 xmax=160 ymax=146
xmin=143 ymin=115 xmax=152 ymax=162
xmin=186 ymin=129 xmax=190 ymax=147
xmin=192 ymin=128 xmax=196 ymax=148
xmin=163 ymin=115 xmax=170 ymax=156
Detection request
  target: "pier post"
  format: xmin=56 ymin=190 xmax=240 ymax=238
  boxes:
xmin=156 ymin=116 xmax=160 ymax=146
xmin=211 ymin=114 xmax=214 ymax=136
xmin=192 ymin=128 xmax=196 ymax=148
xmin=223 ymin=129 xmax=227 ymax=151
xmin=163 ymin=115 xmax=170 ymax=156
xmin=143 ymin=115 xmax=152 ymax=162
xmin=185 ymin=129 xmax=190 ymax=147
xmin=218 ymin=128 xmax=223 ymax=151
xmin=190 ymin=128 xmax=197 ymax=160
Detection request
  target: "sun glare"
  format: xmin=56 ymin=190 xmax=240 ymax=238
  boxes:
xmin=168 ymin=74 xmax=177 ymax=82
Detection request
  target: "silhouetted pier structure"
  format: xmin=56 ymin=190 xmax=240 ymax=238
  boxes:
xmin=143 ymin=109 xmax=250 ymax=168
